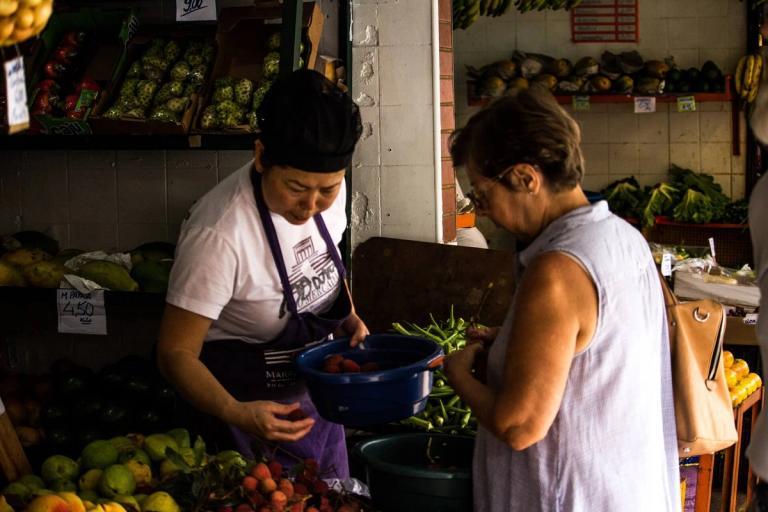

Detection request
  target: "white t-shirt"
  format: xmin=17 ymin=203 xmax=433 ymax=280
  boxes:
xmin=166 ymin=161 xmax=347 ymax=344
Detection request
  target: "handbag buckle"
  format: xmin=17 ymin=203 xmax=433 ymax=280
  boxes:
xmin=693 ymin=307 xmax=710 ymax=323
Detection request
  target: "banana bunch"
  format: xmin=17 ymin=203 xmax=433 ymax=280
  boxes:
xmin=0 ymin=0 xmax=54 ymax=47
xmin=735 ymin=53 xmax=765 ymax=104
xmin=453 ymin=0 xmax=582 ymax=29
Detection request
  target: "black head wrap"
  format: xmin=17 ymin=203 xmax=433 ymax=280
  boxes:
xmin=257 ymin=69 xmax=362 ymax=172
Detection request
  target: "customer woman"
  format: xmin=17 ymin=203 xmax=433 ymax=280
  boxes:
xmin=444 ymin=89 xmax=680 ymax=511
xmin=156 ymin=69 xmax=367 ymax=477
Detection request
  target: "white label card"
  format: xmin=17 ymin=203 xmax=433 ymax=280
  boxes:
xmin=708 ymin=237 xmax=717 ymax=259
xmin=745 ymin=313 xmax=759 ymax=326
xmin=176 ymin=0 xmax=217 ymax=21
xmin=661 ymin=253 xmax=673 ymax=277
xmin=634 ymin=96 xmax=656 ymax=113
xmin=572 ymin=95 xmax=590 ymax=112
xmin=677 ymin=96 xmax=696 ymax=113
xmin=4 ymin=56 xmax=29 ymax=133
xmin=57 ymin=289 xmax=107 ymax=335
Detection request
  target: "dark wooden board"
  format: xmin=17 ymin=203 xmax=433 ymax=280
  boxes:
xmin=351 ymin=237 xmax=516 ymax=333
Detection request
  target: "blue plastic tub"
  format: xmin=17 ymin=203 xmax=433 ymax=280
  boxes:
xmin=295 ymin=334 xmax=443 ymax=426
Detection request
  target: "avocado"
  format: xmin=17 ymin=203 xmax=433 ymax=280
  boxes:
xmin=71 ymin=395 xmax=104 ymax=421
xmin=45 ymin=426 xmax=74 ymax=450
xmin=131 ymin=259 xmax=172 ymax=294
xmin=99 ymin=401 xmax=129 ymax=426
xmin=684 ymin=67 xmax=700 ymax=83
xmin=702 ymin=60 xmax=722 ymax=82
xmin=694 ymin=78 xmax=711 ymax=92
xmin=677 ymin=80 xmax=691 ymax=93
xmin=667 ymin=68 xmax=682 ymax=83
xmin=665 ymin=82 xmax=677 ymax=93
xmin=41 ymin=403 xmax=68 ymax=427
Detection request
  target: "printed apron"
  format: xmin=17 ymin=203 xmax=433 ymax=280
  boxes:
xmin=197 ymin=170 xmax=351 ymax=477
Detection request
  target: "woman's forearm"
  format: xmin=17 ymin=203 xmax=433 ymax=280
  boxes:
xmin=157 ymin=347 xmax=242 ymax=425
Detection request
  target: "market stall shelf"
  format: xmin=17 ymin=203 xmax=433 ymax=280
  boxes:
xmin=467 ymin=77 xmax=733 ymax=107
xmin=721 ymin=386 xmax=764 ymax=512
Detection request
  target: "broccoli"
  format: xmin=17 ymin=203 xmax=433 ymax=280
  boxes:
xmin=673 ymin=189 xmax=718 ymax=224
xmin=601 ymin=177 xmax=644 ymax=219
xmin=641 ymin=182 xmax=679 ymax=227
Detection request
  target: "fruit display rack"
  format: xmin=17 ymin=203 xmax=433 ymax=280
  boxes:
xmin=467 ymin=78 xmax=734 ymax=107
xmin=0 ymin=0 xmax=312 ymax=150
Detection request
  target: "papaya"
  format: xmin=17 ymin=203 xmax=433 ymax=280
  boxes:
xmin=22 ymin=260 xmax=66 ymax=288
xmin=0 ymin=261 xmax=25 ymax=287
xmin=643 ymin=60 xmax=670 ymax=79
xmin=2 ymin=248 xmax=51 ymax=267
xmin=76 ymin=261 xmax=139 ymax=292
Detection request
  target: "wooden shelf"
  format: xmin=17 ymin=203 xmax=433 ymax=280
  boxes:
xmin=467 ymin=82 xmax=733 ymax=108
xmin=0 ymin=133 xmax=257 ymax=150
xmin=0 ymin=286 xmax=166 ymax=314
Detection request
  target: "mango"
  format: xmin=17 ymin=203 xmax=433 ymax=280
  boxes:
xmin=76 ymin=261 xmax=139 ymax=292
xmin=25 ymin=495 xmax=69 ymax=512
xmin=57 ymin=492 xmax=85 ymax=512
xmin=23 ymin=260 xmax=66 ymax=288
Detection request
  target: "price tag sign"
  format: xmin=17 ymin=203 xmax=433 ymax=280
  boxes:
xmin=176 ymin=0 xmax=217 ymax=22
xmin=677 ymin=96 xmax=697 ymax=112
xmin=661 ymin=253 xmax=673 ymax=277
xmin=634 ymin=96 xmax=656 ymax=113
xmin=57 ymin=289 xmax=107 ymax=335
xmin=4 ymin=56 xmax=30 ymax=134
xmin=745 ymin=313 xmax=759 ymax=326
xmin=572 ymin=95 xmax=590 ymax=112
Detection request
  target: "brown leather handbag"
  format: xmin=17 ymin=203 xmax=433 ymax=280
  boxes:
xmin=660 ymin=275 xmax=738 ymax=457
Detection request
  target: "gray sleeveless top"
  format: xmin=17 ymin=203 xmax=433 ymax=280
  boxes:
xmin=473 ymin=201 xmax=680 ymax=512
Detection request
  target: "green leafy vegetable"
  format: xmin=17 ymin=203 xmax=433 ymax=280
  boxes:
xmin=641 ymin=182 xmax=679 ymax=227
xmin=601 ymin=176 xmax=644 ymax=218
xmin=673 ymin=189 xmax=718 ymax=224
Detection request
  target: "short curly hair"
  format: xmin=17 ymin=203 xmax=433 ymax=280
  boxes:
xmin=450 ymin=88 xmax=585 ymax=192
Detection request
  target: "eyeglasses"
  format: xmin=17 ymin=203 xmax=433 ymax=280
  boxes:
xmin=466 ymin=166 xmax=513 ymax=211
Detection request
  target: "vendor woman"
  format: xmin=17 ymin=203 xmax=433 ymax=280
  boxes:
xmin=156 ymin=69 xmax=368 ymax=477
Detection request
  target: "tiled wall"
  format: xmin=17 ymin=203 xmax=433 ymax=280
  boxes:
xmin=0 ymin=150 xmax=253 ymax=251
xmin=349 ymin=0 xmax=441 ymax=249
xmin=453 ymin=0 xmax=748 ymax=248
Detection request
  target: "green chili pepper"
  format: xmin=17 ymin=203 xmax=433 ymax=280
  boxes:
xmin=460 ymin=411 xmax=472 ymax=428
xmin=446 ymin=395 xmax=460 ymax=408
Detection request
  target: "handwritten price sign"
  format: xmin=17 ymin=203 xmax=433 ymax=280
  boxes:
xmin=4 ymin=56 xmax=30 ymax=134
xmin=176 ymin=0 xmax=217 ymax=22
xmin=57 ymin=289 xmax=107 ymax=335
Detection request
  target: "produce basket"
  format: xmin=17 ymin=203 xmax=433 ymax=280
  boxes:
xmin=353 ymin=433 xmax=473 ymax=512
xmin=295 ymin=334 xmax=443 ymax=426
xmin=647 ymin=217 xmax=752 ymax=268
xmin=89 ymin=25 xmax=216 ymax=135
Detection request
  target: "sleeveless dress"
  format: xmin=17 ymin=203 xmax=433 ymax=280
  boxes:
xmin=473 ymin=201 xmax=680 ymax=512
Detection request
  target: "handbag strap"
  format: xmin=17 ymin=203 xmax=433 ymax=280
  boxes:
xmin=706 ymin=307 xmax=727 ymax=386
xmin=656 ymin=270 xmax=679 ymax=307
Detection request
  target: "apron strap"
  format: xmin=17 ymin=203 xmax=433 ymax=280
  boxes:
xmin=250 ymin=169 xmax=346 ymax=315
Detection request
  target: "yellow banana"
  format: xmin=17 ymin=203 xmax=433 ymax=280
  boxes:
xmin=735 ymin=55 xmax=746 ymax=95
xmin=748 ymin=81 xmax=760 ymax=103
xmin=752 ymin=53 xmax=764 ymax=88
xmin=743 ymin=55 xmax=755 ymax=98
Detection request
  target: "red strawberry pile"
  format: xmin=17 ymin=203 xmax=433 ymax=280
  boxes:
xmin=224 ymin=458 xmax=370 ymax=512
xmin=29 ymin=31 xmax=102 ymax=120
xmin=321 ymin=355 xmax=379 ymax=375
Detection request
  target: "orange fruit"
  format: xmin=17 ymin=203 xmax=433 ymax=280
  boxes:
xmin=13 ymin=6 xmax=33 ymax=28
xmin=723 ymin=350 xmax=734 ymax=369
xmin=32 ymin=0 xmax=51 ymax=29
xmin=725 ymin=368 xmax=739 ymax=388
xmin=9 ymin=24 xmax=33 ymax=43
xmin=731 ymin=359 xmax=750 ymax=380
xmin=731 ymin=385 xmax=748 ymax=407
xmin=0 ymin=0 xmax=19 ymax=17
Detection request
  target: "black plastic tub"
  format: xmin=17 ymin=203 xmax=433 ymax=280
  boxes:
xmin=353 ymin=433 xmax=474 ymax=512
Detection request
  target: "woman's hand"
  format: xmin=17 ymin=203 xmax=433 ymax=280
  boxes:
xmin=336 ymin=311 xmax=369 ymax=347
xmin=466 ymin=325 xmax=499 ymax=347
xmin=234 ymin=401 xmax=315 ymax=442
xmin=444 ymin=343 xmax=485 ymax=381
